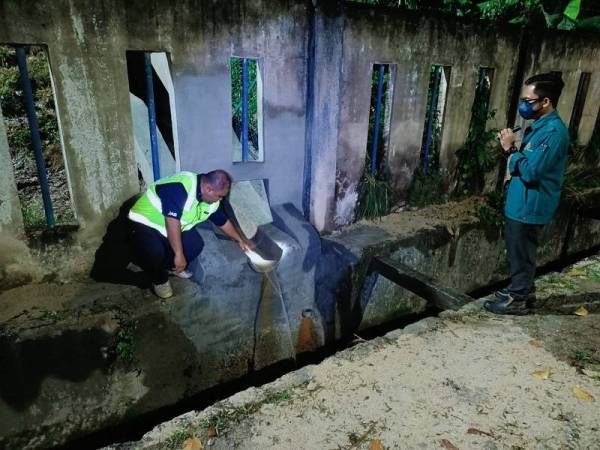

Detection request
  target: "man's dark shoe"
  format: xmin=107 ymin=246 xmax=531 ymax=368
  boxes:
xmin=493 ymin=286 xmax=536 ymax=303
xmin=484 ymin=294 xmax=530 ymax=315
xmin=494 ymin=288 xmax=510 ymax=302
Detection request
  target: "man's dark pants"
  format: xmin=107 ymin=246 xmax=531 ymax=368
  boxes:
xmin=130 ymin=222 xmax=204 ymax=284
xmin=505 ymin=218 xmax=542 ymax=298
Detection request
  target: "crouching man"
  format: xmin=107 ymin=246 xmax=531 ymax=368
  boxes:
xmin=128 ymin=169 xmax=252 ymax=298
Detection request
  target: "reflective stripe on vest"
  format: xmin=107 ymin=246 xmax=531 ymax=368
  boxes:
xmin=128 ymin=172 xmax=220 ymax=237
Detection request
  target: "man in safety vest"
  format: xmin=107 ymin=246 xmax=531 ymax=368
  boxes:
xmin=128 ymin=169 xmax=251 ymax=299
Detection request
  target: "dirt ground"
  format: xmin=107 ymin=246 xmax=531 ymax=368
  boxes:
xmin=112 ymin=303 xmax=600 ymax=450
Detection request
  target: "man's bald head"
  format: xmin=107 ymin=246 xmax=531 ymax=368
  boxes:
xmin=204 ymin=170 xmax=232 ymax=191
xmin=200 ymin=170 xmax=232 ymax=204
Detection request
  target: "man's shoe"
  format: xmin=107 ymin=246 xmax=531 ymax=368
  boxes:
xmin=168 ymin=269 xmax=194 ymax=279
xmin=494 ymin=288 xmax=510 ymax=302
xmin=153 ymin=280 xmax=174 ymax=299
xmin=494 ymin=286 xmax=536 ymax=303
xmin=484 ymin=294 xmax=529 ymax=315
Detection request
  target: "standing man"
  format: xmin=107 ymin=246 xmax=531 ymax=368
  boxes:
xmin=485 ymin=73 xmax=569 ymax=315
xmin=128 ymin=169 xmax=252 ymax=299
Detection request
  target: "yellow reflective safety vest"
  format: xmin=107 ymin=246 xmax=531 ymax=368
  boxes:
xmin=128 ymin=172 xmax=220 ymax=237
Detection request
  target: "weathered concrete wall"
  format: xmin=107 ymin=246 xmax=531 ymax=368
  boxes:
xmin=329 ymin=6 xmax=521 ymax=227
xmin=519 ymin=30 xmax=600 ymax=144
xmin=0 ymin=0 xmax=310 ymax=285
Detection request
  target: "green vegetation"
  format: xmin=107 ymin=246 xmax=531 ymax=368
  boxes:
xmin=199 ymin=389 xmax=291 ymax=435
xmin=113 ymin=311 xmax=138 ymax=365
xmin=351 ymin=0 xmax=600 ymax=31
xmin=230 ymin=57 xmax=260 ymax=159
xmin=165 ymin=428 xmax=194 ymax=449
xmin=571 ymin=349 xmax=600 ymax=366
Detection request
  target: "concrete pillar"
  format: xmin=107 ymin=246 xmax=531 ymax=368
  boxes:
xmin=576 ymin=72 xmax=600 ymax=146
xmin=0 ymin=102 xmax=24 ymax=236
xmin=46 ymin=46 xmax=139 ymax=229
xmin=306 ymin=3 xmax=345 ymax=232
xmin=439 ymin=64 xmax=478 ymax=182
xmin=386 ymin=61 xmax=430 ymax=193
xmin=555 ymin=69 xmax=580 ymax=126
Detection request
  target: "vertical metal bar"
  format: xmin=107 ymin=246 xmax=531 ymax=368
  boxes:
xmin=422 ymin=66 xmax=441 ymax=175
xmin=241 ymin=58 xmax=249 ymax=162
xmin=370 ymin=64 xmax=385 ymax=175
xmin=144 ymin=53 xmax=160 ymax=181
xmin=16 ymin=46 xmax=55 ymax=228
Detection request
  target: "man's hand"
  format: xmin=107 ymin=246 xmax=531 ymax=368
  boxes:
xmin=173 ymin=252 xmax=187 ymax=273
xmin=237 ymin=238 xmax=255 ymax=252
xmin=497 ymin=128 xmax=516 ymax=152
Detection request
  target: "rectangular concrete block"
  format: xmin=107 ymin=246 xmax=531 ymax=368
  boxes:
xmin=228 ymin=179 xmax=273 ymax=238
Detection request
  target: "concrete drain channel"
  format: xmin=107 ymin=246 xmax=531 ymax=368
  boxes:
xmin=31 ymin=249 xmax=600 ymax=450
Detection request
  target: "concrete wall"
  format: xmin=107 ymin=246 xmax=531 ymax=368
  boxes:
xmin=0 ymin=0 xmax=599 ymax=271
xmin=0 ymin=0 xmax=310 ymax=285
xmin=308 ymin=4 xmax=600 ymax=230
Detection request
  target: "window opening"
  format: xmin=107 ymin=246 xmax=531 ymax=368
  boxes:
xmin=569 ymin=72 xmax=591 ymax=136
xmin=0 ymin=44 xmax=75 ymax=231
xmin=420 ymin=65 xmax=451 ymax=175
xmin=126 ymin=51 xmax=178 ymax=187
xmin=230 ymin=57 xmax=263 ymax=162
xmin=355 ymin=63 xmax=394 ymax=221
xmin=366 ymin=64 xmax=393 ymax=175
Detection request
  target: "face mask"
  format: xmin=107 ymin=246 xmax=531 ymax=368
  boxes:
xmin=518 ymin=101 xmax=535 ymax=120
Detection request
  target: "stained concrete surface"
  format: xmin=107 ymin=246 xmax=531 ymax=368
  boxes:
xmin=108 ymin=256 xmax=600 ymax=450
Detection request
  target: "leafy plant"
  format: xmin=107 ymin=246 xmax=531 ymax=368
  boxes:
xmin=113 ymin=311 xmax=138 ymax=365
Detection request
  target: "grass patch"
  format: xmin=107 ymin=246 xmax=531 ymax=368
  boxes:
xmin=199 ymin=389 xmax=292 ymax=436
xmin=355 ymin=172 xmax=394 ymax=221
xmin=571 ymin=349 xmax=600 ymax=366
xmin=164 ymin=428 xmax=193 ymax=449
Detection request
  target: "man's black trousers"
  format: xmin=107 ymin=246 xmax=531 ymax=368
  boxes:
xmin=505 ymin=218 xmax=542 ymax=298
xmin=130 ymin=221 xmax=204 ymax=284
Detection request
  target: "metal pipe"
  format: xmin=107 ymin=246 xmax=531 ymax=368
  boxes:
xmin=370 ymin=64 xmax=385 ymax=175
xmin=422 ymin=66 xmax=441 ymax=175
xmin=16 ymin=46 xmax=55 ymax=228
xmin=144 ymin=53 xmax=160 ymax=181
xmin=241 ymin=58 xmax=249 ymax=162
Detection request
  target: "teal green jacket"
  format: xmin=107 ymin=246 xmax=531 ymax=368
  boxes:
xmin=505 ymin=111 xmax=569 ymax=225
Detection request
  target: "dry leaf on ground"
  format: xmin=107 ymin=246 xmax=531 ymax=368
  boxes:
xmin=532 ymin=369 xmax=551 ymax=380
xmin=574 ymin=306 xmax=589 ymax=316
xmin=207 ymin=426 xmax=218 ymax=437
xmin=528 ymin=339 xmax=544 ymax=348
xmin=467 ymin=427 xmax=495 ymax=437
xmin=182 ymin=436 xmax=203 ymax=450
xmin=572 ymin=387 xmax=595 ymax=401
xmin=440 ymin=438 xmax=459 ymax=450
xmin=369 ymin=439 xmax=385 ymax=450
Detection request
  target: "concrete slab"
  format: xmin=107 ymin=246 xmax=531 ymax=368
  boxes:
xmin=228 ymin=179 xmax=273 ymax=239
